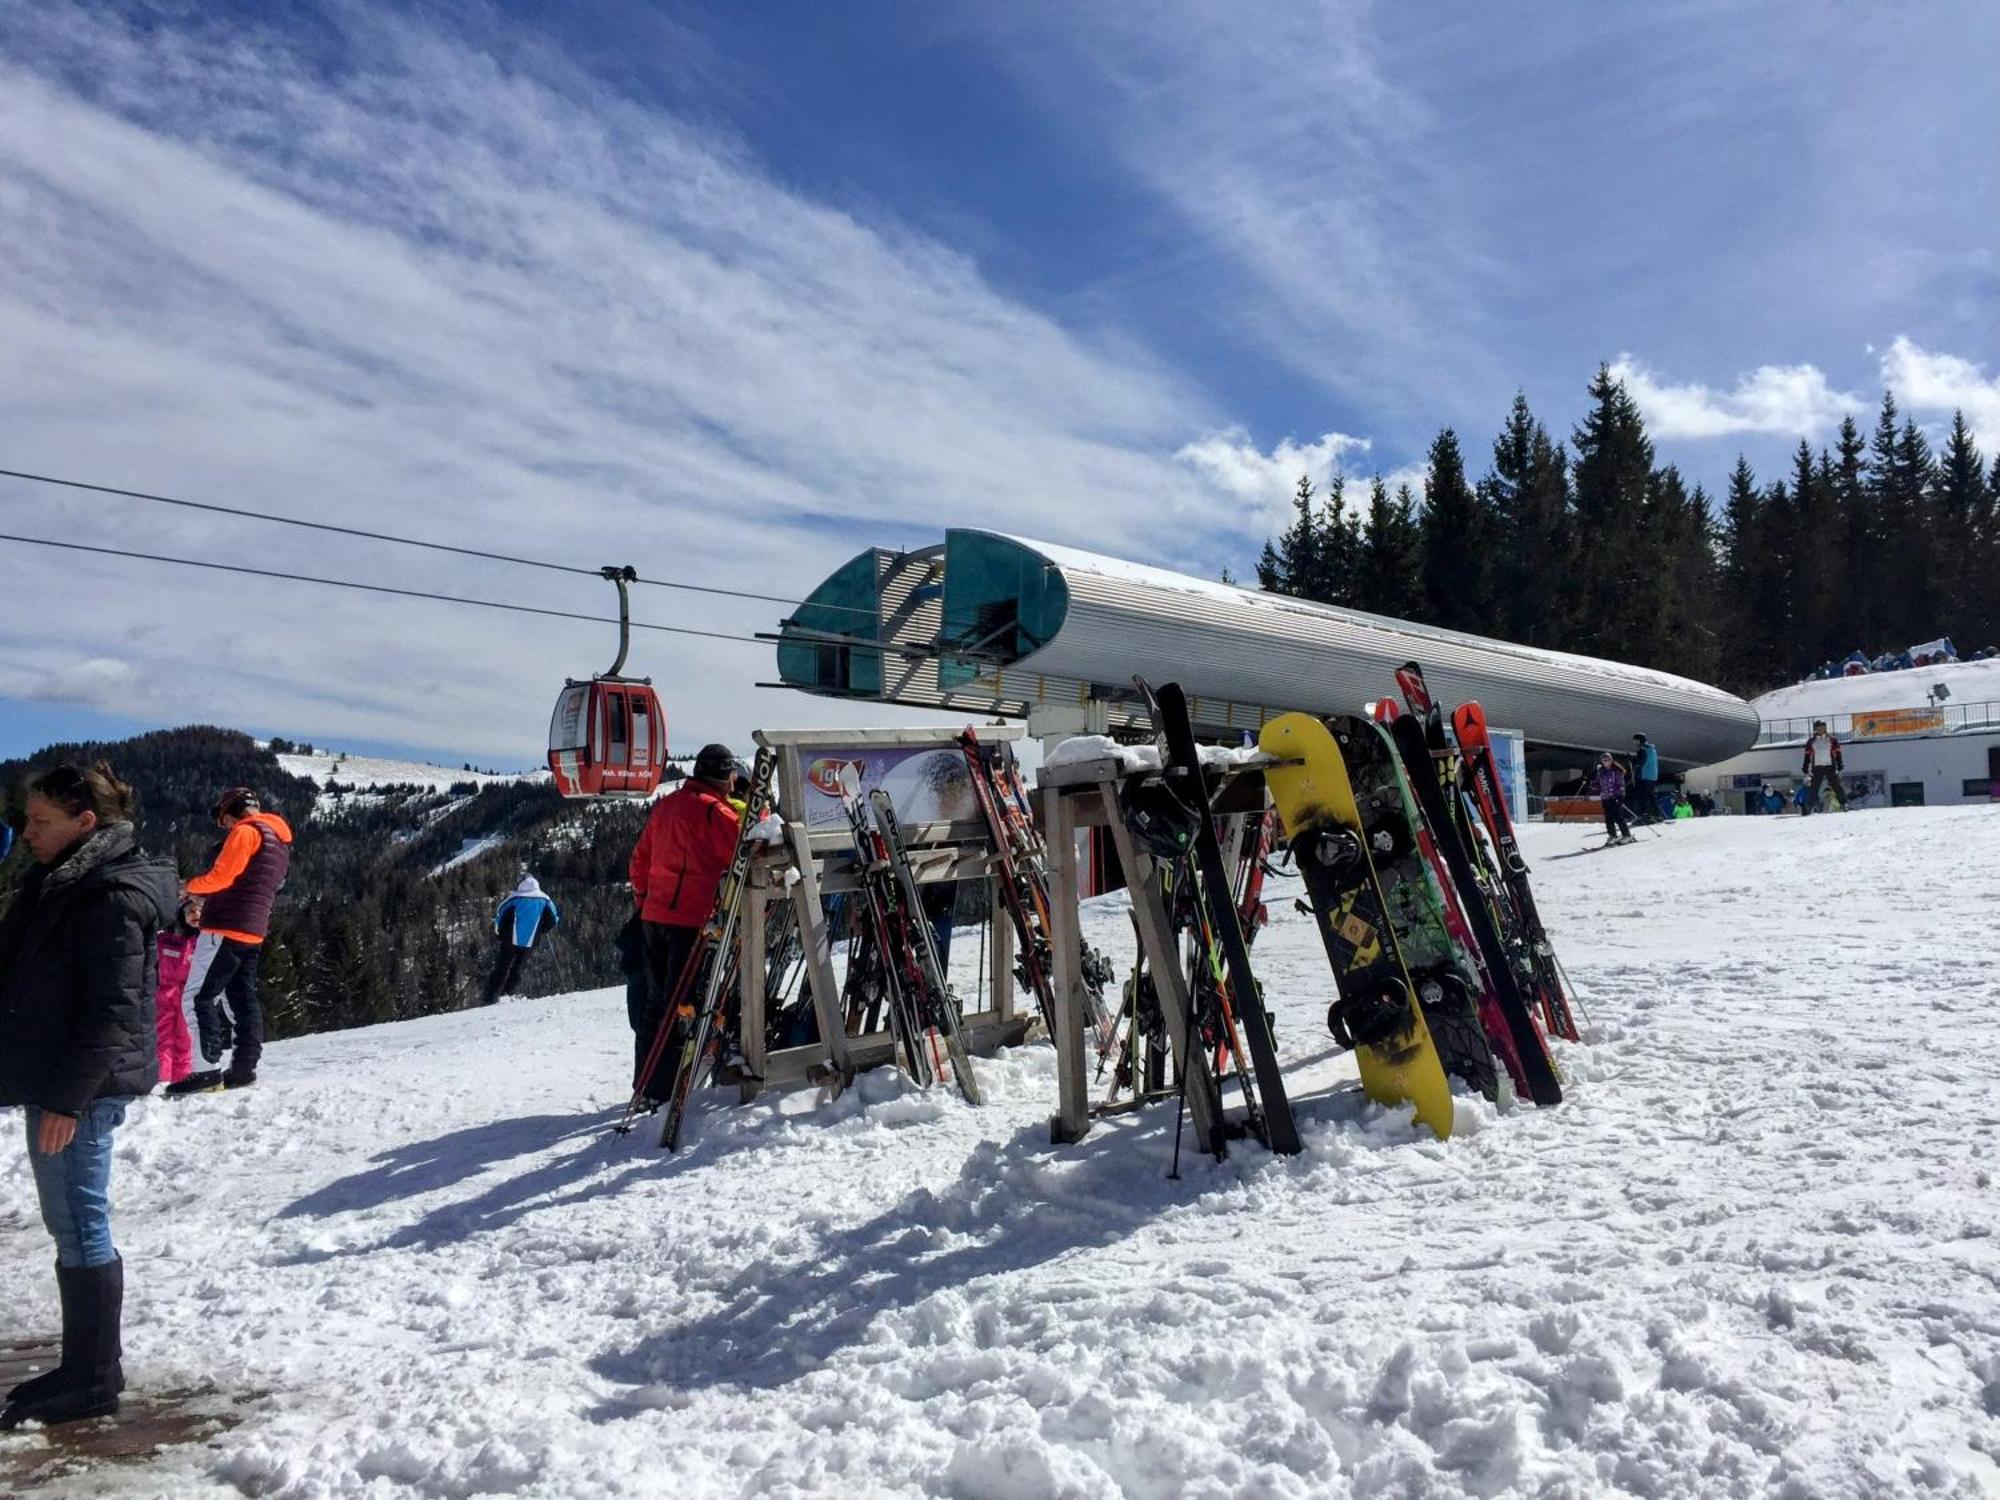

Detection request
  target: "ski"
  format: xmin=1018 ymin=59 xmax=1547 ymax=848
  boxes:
xmin=958 ymin=729 xmax=1116 ymax=1049
xmin=1138 ymin=679 xmax=1301 ymax=1155
xmin=1451 ymin=702 xmax=1582 ymax=1041
xmin=1384 ymin=711 xmax=1563 ymax=1105
xmin=837 ymin=770 xmax=944 ymax=1092
xmin=868 ymin=787 xmax=982 ymax=1104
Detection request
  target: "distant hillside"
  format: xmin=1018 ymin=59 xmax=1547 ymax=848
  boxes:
xmin=1 ymin=726 xmax=646 ymax=1040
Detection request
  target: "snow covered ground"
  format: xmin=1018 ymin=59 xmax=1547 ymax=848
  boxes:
xmin=4 ymin=808 xmax=1998 ymax=1497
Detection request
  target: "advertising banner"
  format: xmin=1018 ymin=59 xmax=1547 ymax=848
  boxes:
xmin=797 ymin=742 xmax=986 ymax=831
xmin=1851 ymin=708 xmax=1944 ymax=738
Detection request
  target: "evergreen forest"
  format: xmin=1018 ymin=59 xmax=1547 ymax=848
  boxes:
xmin=1251 ymin=367 xmax=2000 ymax=696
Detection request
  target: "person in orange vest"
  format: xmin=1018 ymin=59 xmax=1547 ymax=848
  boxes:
xmin=166 ymin=788 xmax=293 ymax=1095
xmin=626 ymin=745 xmax=741 ymax=1103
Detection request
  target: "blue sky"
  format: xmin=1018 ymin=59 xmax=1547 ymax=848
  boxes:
xmin=2 ymin=1 xmax=1995 ymax=766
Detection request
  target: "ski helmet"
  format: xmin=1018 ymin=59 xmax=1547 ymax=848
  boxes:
xmin=212 ymin=786 xmax=260 ymax=822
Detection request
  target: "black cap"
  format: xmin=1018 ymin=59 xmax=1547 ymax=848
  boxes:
xmin=1633 ymin=733 xmax=1647 ymax=742
xmin=692 ymin=743 xmax=736 ymax=781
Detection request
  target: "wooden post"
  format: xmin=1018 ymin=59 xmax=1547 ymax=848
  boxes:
xmin=1042 ymin=782 xmax=1091 ymax=1144
xmin=785 ymin=820 xmax=851 ymax=1079
xmin=1103 ymin=790 xmax=1225 ymax=1159
xmin=989 ymin=877 xmax=1015 ymax=1026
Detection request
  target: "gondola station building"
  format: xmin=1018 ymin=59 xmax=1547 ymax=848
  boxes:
xmin=1687 ymin=655 xmax=2000 ymax=812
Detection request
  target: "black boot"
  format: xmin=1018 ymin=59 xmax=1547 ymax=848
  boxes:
xmin=0 ymin=1257 xmax=122 ymax=1429
xmin=2 ymin=1262 xmax=72 ymax=1409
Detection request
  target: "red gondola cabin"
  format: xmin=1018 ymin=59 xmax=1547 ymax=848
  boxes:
xmin=548 ymin=679 xmax=665 ymax=798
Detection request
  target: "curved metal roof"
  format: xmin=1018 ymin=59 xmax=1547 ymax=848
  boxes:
xmin=774 ymin=530 xmax=1759 ymax=769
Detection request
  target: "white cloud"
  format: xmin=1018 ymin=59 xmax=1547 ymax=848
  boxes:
xmin=0 ymin=7 xmax=1273 ymax=762
xmin=1878 ymin=337 xmax=2000 ymax=452
xmin=5 ymin=655 xmax=141 ymax=709
xmin=1174 ymin=429 xmax=1372 ymax=529
xmin=1609 ymin=355 xmax=1863 ymax=441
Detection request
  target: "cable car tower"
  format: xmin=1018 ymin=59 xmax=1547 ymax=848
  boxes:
xmin=548 ymin=566 xmax=667 ymax=798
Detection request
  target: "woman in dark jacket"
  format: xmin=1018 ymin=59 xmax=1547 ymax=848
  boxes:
xmin=0 ymin=762 xmax=178 ymax=1429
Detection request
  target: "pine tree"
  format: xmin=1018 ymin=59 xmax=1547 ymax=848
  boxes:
xmin=1255 ymin=539 xmax=1282 ymax=592
xmin=1650 ymin=467 xmax=1720 ymax=684
xmin=1314 ymin=472 xmax=1360 ymax=605
xmin=1354 ymin=475 xmax=1424 ymax=618
xmin=1418 ymin=428 xmax=1494 ymax=632
xmin=1570 ymin=366 xmax=1659 ymax=660
xmin=1273 ymin=475 xmax=1322 ymax=599
xmin=1787 ymin=440 xmax=1840 ymax=669
xmin=1829 ymin=415 xmax=1874 ymax=652
xmin=1718 ymin=456 xmax=1787 ymax=692
xmin=1483 ymin=393 xmax=1573 ymax=647
xmin=1935 ymin=410 xmax=1995 ymax=648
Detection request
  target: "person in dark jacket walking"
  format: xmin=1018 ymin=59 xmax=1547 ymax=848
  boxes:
xmin=626 ymin=743 xmax=742 ymax=1101
xmin=0 ymin=762 xmax=178 ymax=1430
xmin=480 ymin=876 xmax=560 ymax=1006
xmin=169 ymin=787 xmax=293 ymax=1094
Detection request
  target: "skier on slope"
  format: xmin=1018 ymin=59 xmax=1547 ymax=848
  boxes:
xmin=1631 ymin=734 xmax=1663 ymax=825
xmin=1800 ymin=721 xmax=1847 ymax=814
xmin=480 ymin=876 xmax=559 ymax=1006
xmin=627 ymin=744 xmax=743 ymax=1103
xmin=168 ymin=787 xmax=293 ymax=1095
xmin=1589 ymin=752 xmax=1635 ymax=845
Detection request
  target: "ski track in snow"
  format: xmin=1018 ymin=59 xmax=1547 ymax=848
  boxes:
xmin=3 ymin=810 xmax=1997 ymax=1497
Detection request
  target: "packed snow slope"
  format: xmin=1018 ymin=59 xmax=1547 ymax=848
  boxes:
xmin=4 ymin=809 xmax=1998 ymax=1498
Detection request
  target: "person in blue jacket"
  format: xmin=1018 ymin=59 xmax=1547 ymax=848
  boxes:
xmin=480 ymin=875 xmax=559 ymax=1006
xmin=1630 ymin=734 xmax=1663 ymax=824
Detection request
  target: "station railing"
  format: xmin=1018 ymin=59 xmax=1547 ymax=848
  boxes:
xmin=1754 ymin=699 xmax=2000 ymax=747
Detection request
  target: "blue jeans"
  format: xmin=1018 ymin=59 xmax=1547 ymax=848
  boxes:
xmin=26 ymin=1098 xmax=129 ymax=1268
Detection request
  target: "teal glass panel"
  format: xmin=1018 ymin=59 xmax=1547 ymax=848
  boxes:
xmin=776 ymin=550 xmax=883 ymax=697
xmin=938 ymin=533 xmax=1069 ymax=689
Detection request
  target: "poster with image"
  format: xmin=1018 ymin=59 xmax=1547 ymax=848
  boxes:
xmin=798 ymin=743 xmax=985 ymax=831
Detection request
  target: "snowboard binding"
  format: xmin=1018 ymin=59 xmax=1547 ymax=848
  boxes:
xmin=1327 ymin=978 xmax=1412 ymax=1051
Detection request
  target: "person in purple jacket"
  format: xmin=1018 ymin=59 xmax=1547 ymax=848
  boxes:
xmin=1589 ymin=752 xmax=1635 ymax=845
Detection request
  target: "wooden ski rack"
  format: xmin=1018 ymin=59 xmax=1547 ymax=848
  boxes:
xmin=722 ymin=726 xmax=1035 ymax=1100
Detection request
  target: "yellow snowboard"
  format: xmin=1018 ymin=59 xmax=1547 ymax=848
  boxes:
xmin=1260 ymin=713 xmax=1455 ymax=1140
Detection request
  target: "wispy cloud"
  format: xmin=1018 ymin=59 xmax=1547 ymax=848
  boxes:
xmin=0 ymin=7 xmax=1261 ymax=760
xmin=1610 ymin=355 xmax=1862 ymax=441
xmin=978 ymin=6 xmax=1497 ymax=430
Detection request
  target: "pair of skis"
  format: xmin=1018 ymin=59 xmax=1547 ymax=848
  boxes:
xmin=1134 ymin=679 xmax=1302 ymax=1158
xmin=959 ymin=730 xmax=1116 ymax=1049
xmin=836 ymin=774 xmax=981 ymax=1104
xmin=1386 ymin=667 xmax=1564 ymax=1103
xmin=1394 ymin=665 xmax=1580 ymax=1046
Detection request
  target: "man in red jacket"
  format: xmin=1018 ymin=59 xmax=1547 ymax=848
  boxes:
xmin=627 ymin=744 xmax=742 ymax=1101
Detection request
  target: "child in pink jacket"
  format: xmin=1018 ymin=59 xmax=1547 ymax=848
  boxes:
xmin=154 ymin=910 xmax=199 ymax=1087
